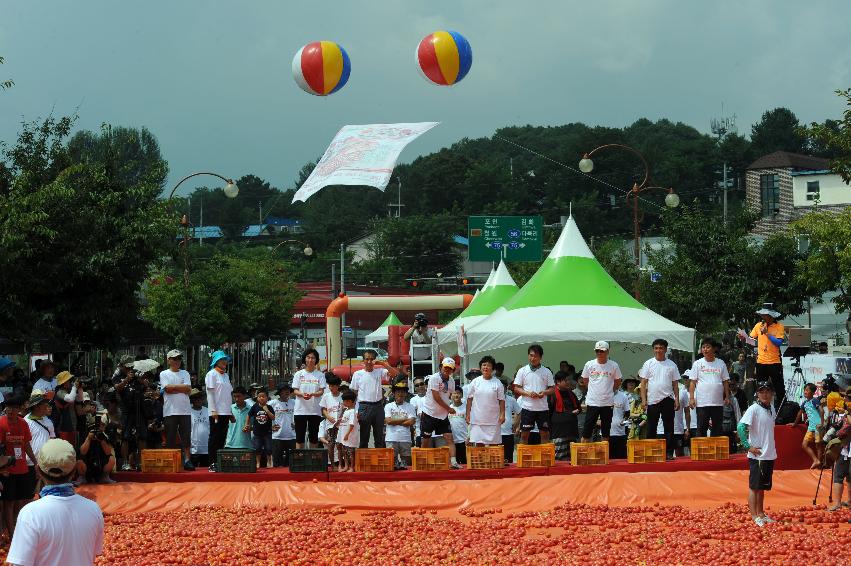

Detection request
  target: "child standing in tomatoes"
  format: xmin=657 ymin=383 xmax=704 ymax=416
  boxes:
xmin=0 ymin=394 xmax=38 ymax=536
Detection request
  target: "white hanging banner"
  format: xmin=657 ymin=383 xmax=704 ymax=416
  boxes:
xmin=291 ymin=122 xmax=439 ymax=203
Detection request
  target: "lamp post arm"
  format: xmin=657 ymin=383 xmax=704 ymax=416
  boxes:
xmin=585 ymin=144 xmax=650 ymax=189
xmin=168 ymin=172 xmax=235 ymax=200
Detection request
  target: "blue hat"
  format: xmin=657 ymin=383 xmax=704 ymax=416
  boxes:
xmin=0 ymin=358 xmax=16 ymax=372
xmin=209 ymin=350 xmax=232 ymax=369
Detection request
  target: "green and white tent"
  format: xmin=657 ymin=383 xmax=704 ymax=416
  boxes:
xmin=364 ymin=311 xmax=403 ymax=345
xmin=436 ymin=261 xmax=519 ymax=355
xmin=464 ymin=216 xmax=694 ymax=371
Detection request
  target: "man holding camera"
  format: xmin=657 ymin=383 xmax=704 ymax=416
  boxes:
xmin=78 ymin=411 xmax=116 ymax=484
xmin=403 ymin=313 xmax=434 ymax=378
xmin=160 ymin=349 xmax=194 ymax=471
xmin=115 ymin=366 xmax=149 ymax=470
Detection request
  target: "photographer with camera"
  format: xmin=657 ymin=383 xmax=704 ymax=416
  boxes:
xmin=50 ymin=371 xmax=84 ymax=448
xmin=78 ymin=411 xmax=116 ymax=485
xmin=114 ymin=365 xmax=150 ymax=470
xmin=403 ymin=313 xmax=434 ymax=378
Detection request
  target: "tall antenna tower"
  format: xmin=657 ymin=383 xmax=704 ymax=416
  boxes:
xmin=711 ymin=105 xmax=737 ymax=224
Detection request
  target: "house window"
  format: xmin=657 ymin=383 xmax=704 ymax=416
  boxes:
xmin=806 ymin=180 xmax=820 ymax=201
xmin=760 ymin=174 xmax=780 ymax=217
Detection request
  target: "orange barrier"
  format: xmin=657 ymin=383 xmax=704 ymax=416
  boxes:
xmin=80 ymin=468 xmax=825 ymax=516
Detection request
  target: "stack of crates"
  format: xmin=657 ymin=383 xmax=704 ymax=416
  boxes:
xmin=289 ymin=449 xmax=328 ymax=472
xmin=411 ymin=447 xmax=450 ymax=471
xmin=466 ymin=445 xmax=505 ymax=469
xmin=516 ymin=443 xmax=556 ymax=468
xmin=354 ymin=448 xmax=395 ymax=472
xmin=690 ymin=437 xmax=730 ymax=461
xmin=570 ymin=441 xmax=609 ymax=466
xmin=140 ymin=449 xmax=182 ymax=473
xmin=627 ymin=439 xmax=666 ymax=464
xmin=217 ymin=449 xmax=257 ymax=473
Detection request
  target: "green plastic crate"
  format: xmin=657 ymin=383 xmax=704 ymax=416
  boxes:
xmin=217 ymin=449 xmax=256 ymax=473
xmin=289 ymin=449 xmax=328 ymax=472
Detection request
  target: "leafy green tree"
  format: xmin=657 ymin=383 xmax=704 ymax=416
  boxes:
xmin=804 ymin=89 xmax=851 ymax=184
xmin=0 ymin=56 xmax=12 ymax=90
xmin=0 ymin=118 xmax=174 ymax=345
xmin=641 ymin=204 xmax=806 ymax=337
xmin=750 ymin=108 xmax=807 ymax=157
xmin=792 ymin=208 xmax=851 ymax=336
xmin=142 ymin=253 xmax=302 ymax=347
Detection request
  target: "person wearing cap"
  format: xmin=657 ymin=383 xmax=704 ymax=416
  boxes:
xmin=513 ymin=345 xmax=555 ymax=445
xmin=737 ymin=381 xmax=778 ymax=527
xmin=639 ymin=338 xmax=682 ymax=460
xmin=0 ymin=394 xmax=38 ymax=536
xmin=385 ymin=381 xmax=416 ymax=469
xmin=7 ymin=439 xmax=104 ymax=565
xmin=205 ymin=350 xmax=234 ymax=472
xmin=746 ymin=303 xmax=786 ymax=409
xmin=688 ymin=337 xmax=731 ymax=438
xmin=50 ymin=371 xmax=84 ymax=448
xmin=403 ymin=313 xmax=435 ymax=378
xmin=827 ymin=389 xmax=851 ymax=511
xmin=31 ymin=359 xmax=57 ymax=393
xmin=270 ymin=384 xmax=296 ymax=467
xmin=159 ymin=349 xmax=194 ymax=471
xmin=25 ymin=390 xmax=56 ymax=497
xmin=580 ymin=341 xmax=623 ymax=443
xmin=78 ymin=408 xmax=117 ymax=485
xmin=110 ymin=354 xmax=136 ymax=385
xmin=189 ymin=388 xmax=210 ymax=468
xmin=420 ymin=357 xmax=462 ymax=469
xmin=350 ymin=349 xmax=398 ymax=449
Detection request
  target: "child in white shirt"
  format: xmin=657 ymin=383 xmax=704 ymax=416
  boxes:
xmin=338 ymin=390 xmax=359 ymax=472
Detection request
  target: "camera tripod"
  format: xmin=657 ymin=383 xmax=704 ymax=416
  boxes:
xmin=775 ymin=362 xmax=805 ymax=423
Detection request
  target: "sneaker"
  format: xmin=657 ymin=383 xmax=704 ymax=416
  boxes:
xmin=753 ymin=516 xmax=766 ymax=527
xmin=98 ymin=474 xmax=117 ymax=485
xmin=762 ymin=515 xmax=775 ymax=524
xmin=208 ymin=464 xmax=218 ymax=473
xmin=183 ymin=460 xmax=196 ymax=471
xmin=450 ymin=462 xmax=462 ymax=470
xmin=121 ymin=463 xmax=132 ymax=472
xmin=666 ymin=453 xmax=676 ymax=461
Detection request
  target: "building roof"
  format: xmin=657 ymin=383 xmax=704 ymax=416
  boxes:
xmin=747 ymin=151 xmax=831 ymax=171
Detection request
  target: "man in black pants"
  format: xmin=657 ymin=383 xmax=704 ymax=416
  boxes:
xmin=639 ymin=338 xmax=681 ymax=460
xmin=746 ymin=304 xmax=786 ymax=409
xmin=580 ymin=341 xmax=623 ymax=443
xmin=350 ymin=349 xmax=397 ymax=448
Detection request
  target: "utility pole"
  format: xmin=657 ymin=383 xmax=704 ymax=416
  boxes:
xmin=711 ymin=108 xmax=737 ymax=225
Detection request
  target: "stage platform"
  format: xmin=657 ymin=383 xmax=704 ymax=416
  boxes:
xmin=115 ymin=453 xmax=751 ymax=484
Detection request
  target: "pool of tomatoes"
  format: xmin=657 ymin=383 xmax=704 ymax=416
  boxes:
xmin=3 ymin=501 xmax=848 ymax=565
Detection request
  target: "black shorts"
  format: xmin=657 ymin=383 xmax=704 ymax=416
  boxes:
xmin=748 ymin=458 xmax=775 ymax=491
xmin=833 ymin=455 xmax=850 ymax=485
xmin=1 ymin=470 xmax=35 ymax=501
xmin=520 ymin=409 xmax=550 ymax=432
xmin=420 ymin=413 xmax=450 ymax=437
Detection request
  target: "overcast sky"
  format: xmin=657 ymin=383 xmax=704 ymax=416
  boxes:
xmin=2 ymin=1 xmax=849 ymax=195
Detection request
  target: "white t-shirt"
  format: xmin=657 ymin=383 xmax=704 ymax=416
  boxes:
xmin=740 ymin=403 xmax=777 ymax=461
xmin=159 ymin=369 xmax=191 ymax=417
xmin=513 ymin=365 xmax=555 ymax=412
xmin=190 ymin=406 xmax=209 ymax=455
xmin=448 ymin=407 xmax=468 ymax=443
xmin=421 ymin=373 xmax=455 ymax=420
xmin=639 ymin=358 xmax=680 ymax=406
xmin=318 ymin=420 xmax=339 ymax=463
xmin=384 ymin=401 xmax=416 ymax=442
xmin=32 ymin=378 xmax=57 ymax=393
xmin=7 ymin=494 xmax=104 ymax=566
xmin=689 ymin=358 xmax=730 ymax=407
xmin=410 ymin=394 xmax=426 ymax=435
xmin=339 ymin=407 xmax=359 ymax=448
xmin=319 ymin=391 xmax=344 ymax=424
xmin=581 ymin=359 xmax=623 ymax=407
xmin=350 ymin=368 xmax=388 ymax=403
xmin=270 ymin=398 xmax=296 ymax=441
xmin=461 ymin=382 xmax=474 ymax=403
xmin=25 ymin=415 xmax=55 ymax=466
xmin=468 ymin=376 xmax=506 ymax=426
xmin=501 ymin=395 xmax=519 ymax=436
xmin=291 ymin=369 xmax=326 ymax=416
xmin=609 ymin=390 xmax=632 ymax=437
xmin=660 ymin=388 xmax=691 ymax=436
xmin=204 ymin=369 xmax=233 ymax=414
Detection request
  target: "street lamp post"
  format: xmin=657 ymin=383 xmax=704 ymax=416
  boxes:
xmin=579 ymin=145 xmax=680 ymax=298
xmin=269 ymin=239 xmax=313 ymax=257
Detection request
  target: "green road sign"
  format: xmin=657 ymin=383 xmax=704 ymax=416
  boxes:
xmin=468 ymin=215 xmax=543 ymax=262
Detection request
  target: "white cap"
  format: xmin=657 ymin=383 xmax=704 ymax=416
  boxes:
xmin=166 ymin=349 xmax=183 ymax=359
xmin=440 ymin=357 xmax=456 ymax=369
xmin=594 ymin=340 xmax=609 ymax=351
xmin=38 ymin=439 xmax=77 ymax=479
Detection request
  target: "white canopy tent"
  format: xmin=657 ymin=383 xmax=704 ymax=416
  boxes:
xmin=363 ymin=311 xmax=403 ymax=345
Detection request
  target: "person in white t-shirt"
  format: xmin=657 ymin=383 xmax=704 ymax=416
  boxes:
xmin=291 ymin=348 xmax=327 ymax=449
xmin=608 ymin=386 xmax=632 ymax=459
xmin=25 ymin=391 xmax=56 ymax=496
xmin=461 ymin=369 xmax=482 ymax=404
xmin=338 ymin=390 xmax=359 ymax=472
xmin=639 ymin=338 xmax=681 ymax=460
xmin=466 ymin=355 xmax=505 ymax=447
xmin=410 ymin=377 xmax=427 ymax=447
xmin=319 ymin=375 xmax=344 ymax=467
xmin=737 ymin=382 xmax=778 ymax=527
xmin=580 ymin=341 xmax=623 ymax=442
xmin=350 ymin=349 xmax=397 ymax=448
xmin=159 ymin=349 xmax=194 ymax=470
xmin=448 ymin=390 xmax=468 ymax=464
xmin=513 ymin=345 xmax=555 ymax=445
xmin=420 ymin=357 xmax=462 ymax=469
xmin=270 ymin=384 xmax=296 ymax=467
xmin=7 ymin=439 xmax=104 ymax=566
xmin=384 ymin=383 xmax=416 ymax=469
xmin=661 ymin=385 xmax=692 ymax=457
xmin=501 ymin=383 xmax=520 ymax=463
xmin=189 ymin=389 xmax=210 ymax=468
xmin=688 ymin=337 xmax=731 ymax=438
xmin=205 ymin=350 xmax=233 ymax=472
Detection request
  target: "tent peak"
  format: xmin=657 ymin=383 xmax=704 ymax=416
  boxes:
xmin=549 ymin=215 xmax=593 ymax=259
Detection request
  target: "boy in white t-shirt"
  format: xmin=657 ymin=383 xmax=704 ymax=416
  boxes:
xmin=737 ymin=381 xmax=778 ymax=527
xmin=270 ymin=384 xmax=296 ymax=467
xmin=448 ymin=390 xmax=468 ymax=465
xmin=338 ymin=390 xmax=359 ymax=472
xmin=319 ymin=375 xmax=344 ymax=469
xmin=189 ymin=389 xmax=210 ymax=468
xmin=384 ymin=383 xmax=416 ymax=469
